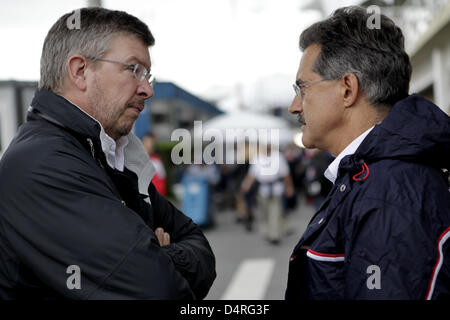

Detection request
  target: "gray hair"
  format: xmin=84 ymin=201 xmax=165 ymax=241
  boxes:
xmin=299 ymin=6 xmax=411 ymax=107
xmin=39 ymin=7 xmax=155 ymax=92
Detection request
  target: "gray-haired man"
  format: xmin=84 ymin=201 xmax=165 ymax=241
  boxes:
xmin=0 ymin=7 xmax=216 ymax=300
xmin=286 ymin=6 xmax=449 ymax=300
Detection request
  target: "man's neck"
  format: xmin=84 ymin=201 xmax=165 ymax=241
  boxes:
xmin=59 ymin=91 xmax=92 ymax=117
xmin=328 ymin=104 xmax=389 ymax=157
xmin=59 ymin=90 xmax=120 ymax=142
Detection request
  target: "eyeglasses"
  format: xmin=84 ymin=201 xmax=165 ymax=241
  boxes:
xmin=86 ymin=57 xmax=155 ymax=87
xmin=293 ymin=79 xmax=330 ymax=100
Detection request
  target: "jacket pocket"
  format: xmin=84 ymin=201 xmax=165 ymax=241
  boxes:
xmin=305 ymin=249 xmax=346 ymax=299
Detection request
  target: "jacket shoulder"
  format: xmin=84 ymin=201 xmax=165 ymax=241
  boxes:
xmin=345 ymin=159 xmax=450 ymax=244
xmin=2 ymin=120 xmax=89 ymax=168
xmin=357 ymin=159 xmax=449 ymax=208
xmin=0 ymin=121 xmax=98 ymax=197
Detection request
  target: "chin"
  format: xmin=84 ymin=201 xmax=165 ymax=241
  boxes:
xmin=113 ymin=126 xmax=133 ymax=139
xmin=302 ymin=136 xmax=314 ymax=149
xmin=119 ymin=128 xmax=133 ymax=138
xmin=119 ymin=119 xmax=136 ymax=133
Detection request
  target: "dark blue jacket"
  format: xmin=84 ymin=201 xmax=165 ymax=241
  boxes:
xmin=286 ymin=94 xmax=450 ymax=300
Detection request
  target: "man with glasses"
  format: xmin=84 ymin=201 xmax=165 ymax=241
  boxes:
xmin=286 ymin=6 xmax=449 ymax=299
xmin=0 ymin=7 xmax=215 ymax=300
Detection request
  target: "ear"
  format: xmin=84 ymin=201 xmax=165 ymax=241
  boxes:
xmin=340 ymin=72 xmax=359 ymax=108
xmin=66 ymin=55 xmax=89 ymax=91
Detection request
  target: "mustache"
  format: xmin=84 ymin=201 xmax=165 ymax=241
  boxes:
xmin=297 ymin=113 xmax=305 ymax=125
xmin=126 ymin=100 xmax=145 ymax=109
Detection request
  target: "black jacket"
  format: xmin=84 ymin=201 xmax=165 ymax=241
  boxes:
xmin=286 ymin=94 xmax=450 ymax=300
xmin=0 ymin=89 xmax=216 ymax=300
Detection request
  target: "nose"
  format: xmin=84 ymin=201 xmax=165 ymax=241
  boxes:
xmin=289 ymin=96 xmax=302 ymax=114
xmin=137 ymin=80 xmax=154 ymax=100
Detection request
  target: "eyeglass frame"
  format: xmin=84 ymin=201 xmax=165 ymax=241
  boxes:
xmin=292 ymin=79 xmax=331 ymax=100
xmin=86 ymin=57 xmax=155 ymax=86
xmin=293 ymin=71 xmax=361 ymax=99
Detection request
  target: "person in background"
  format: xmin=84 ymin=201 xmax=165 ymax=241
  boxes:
xmin=241 ymin=143 xmax=295 ymax=245
xmin=142 ymin=132 xmax=167 ymax=196
xmin=0 ymin=7 xmax=215 ymax=300
xmin=283 ymin=143 xmax=304 ymax=213
xmin=234 ymin=141 xmax=257 ymax=231
xmin=286 ymin=6 xmax=449 ymax=299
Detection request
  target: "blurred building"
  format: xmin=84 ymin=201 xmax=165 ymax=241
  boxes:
xmin=0 ymin=80 xmax=223 ymax=157
xmin=407 ymin=1 xmax=450 ymax=114
xmin=0 ymin=81 xmax=37 ymax=156
xmin=134 ymin=82 xmax=223 ymax=140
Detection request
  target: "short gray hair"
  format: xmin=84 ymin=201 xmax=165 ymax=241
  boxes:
xmin=39 ymin=7 xmax=155 ymax=92
xmin=299 ymin=6 xmax=411 ymax=107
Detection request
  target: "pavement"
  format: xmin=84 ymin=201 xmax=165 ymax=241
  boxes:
xmin=202 ymin=197 xmax=315 ymax=300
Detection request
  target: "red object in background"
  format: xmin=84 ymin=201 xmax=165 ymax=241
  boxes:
xmin=149 ymin=153 xmax=167 ymax=196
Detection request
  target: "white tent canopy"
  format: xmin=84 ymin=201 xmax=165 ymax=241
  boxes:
xmin=203 ymin=111 xmax=289 ymax=130
xmin=194 ymin=111 xmax=297 ymax=146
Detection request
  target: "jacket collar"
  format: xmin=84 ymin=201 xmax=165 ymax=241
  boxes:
xmin=324 ymin=126 xmax=374 ymax=184
xmin=332 ymin=94 xmax=450 ymax=182
xmin=28 ymin=89 xmax=156 ymax=196
xmin=29 ymin=89 xmax=102 ymax=140
xmin=354 ymin=94 xmax=450 ymax=169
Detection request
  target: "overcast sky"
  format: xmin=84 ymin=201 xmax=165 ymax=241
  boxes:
xmin=0 ymin=0 xmax=361 ymax=111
